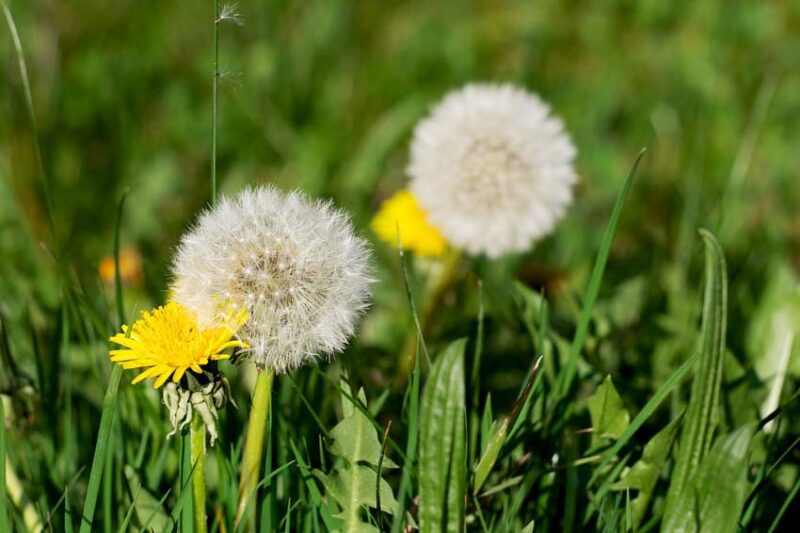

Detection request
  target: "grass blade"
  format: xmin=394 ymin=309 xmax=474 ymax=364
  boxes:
xmin=79 ymin=193 xmax=129 ymax=533
xmin=473 ymin=356 xmax=542 ymax=495
xmin=559 ymin=149 xmax=646 ymax=396
xmin=0 ymin=398 xmax=8 ymax=533
xmin=391 ymin=347 xmax=421 ymax=533
xmin=767 ymin=474 xmax=800 ymax=533
xmin=662 ymin=229 xmax=728 ymax=531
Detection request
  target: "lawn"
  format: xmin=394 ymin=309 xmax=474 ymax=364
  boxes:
xmin=1 ymin=0 xmax=799 ymax=531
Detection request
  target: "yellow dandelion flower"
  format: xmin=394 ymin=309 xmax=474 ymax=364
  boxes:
xmin=99 ymin=248 xmax=143 ymax=285
xmin=371 ymin=190 xmax=448 ymax=258
xmin=109 ymin=302 xmax=247 ymax=389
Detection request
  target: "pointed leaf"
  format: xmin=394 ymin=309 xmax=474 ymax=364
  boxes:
xmin=588 ymin=376 xmax=630 ymax=444
xmin=315 ymin=388 xmax=398 ymax=532
xmin=611 ymin=412 xmax=683 ymax=529
xmin=329 ymin=389 xmax=397 ymax=470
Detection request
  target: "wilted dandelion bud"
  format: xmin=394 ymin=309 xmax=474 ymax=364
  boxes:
xmin=171 ymin=186 xmax=372 ymax=373
xmin=163 ymin=376 xmax=230 ymax=446
xmin=408 ymin=83 xmax=577 ymax=258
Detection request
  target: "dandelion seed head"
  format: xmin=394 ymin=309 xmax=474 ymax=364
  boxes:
xmin=408 ymin=83 xmax=577 ymax=258
xmin=171 ymin=186 xmax=372 ymax=373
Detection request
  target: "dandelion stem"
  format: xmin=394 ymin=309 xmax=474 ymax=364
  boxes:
xmin=236 ymin=369 xmax=275 ymax=527
xmin=190 ymin=413 xmax=208 ymax=533
xmin=211 ymin=0 xmax=219 ymax=205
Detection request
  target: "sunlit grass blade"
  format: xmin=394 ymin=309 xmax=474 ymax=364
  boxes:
xmin=473 ymin=356 xmax=542 ymax=495
xmin=559 ymin=149 xmax=646 ymax=397
xmin=662 ymin=229 xmax=728 ymax=531
xmin=79 ymin=192 xmax=129 ymax=533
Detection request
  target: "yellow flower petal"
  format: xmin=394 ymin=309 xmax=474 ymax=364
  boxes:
xmin=371 ymin=190 xmax=448 ymax=258
xmin=108 ymin=302 xmax=246 ymax=389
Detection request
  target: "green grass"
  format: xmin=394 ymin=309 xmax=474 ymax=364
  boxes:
xmin=2 ymin=0 xmax=800 ymax=531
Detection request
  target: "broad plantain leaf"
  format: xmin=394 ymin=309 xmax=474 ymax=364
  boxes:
xmin=691 ymin=424 xmax=753 ymax=532
xmin=419 ymin=339 xmax=467 ymax=533
xmin=662 ymin=230 xmax=728 ymax=532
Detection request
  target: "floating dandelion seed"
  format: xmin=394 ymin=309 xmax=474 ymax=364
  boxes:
xmin=108 ymin=302 xmax=247 ymax=388
xmin=371 ymin=189 xmax=448 ymax=258
xmin=408 ymin=83 xmax=577 ymax=258
xmin=171 ymin=186 xmax=372 ymax=374
xmin=217 ymin=3 xmax=244 ymax=25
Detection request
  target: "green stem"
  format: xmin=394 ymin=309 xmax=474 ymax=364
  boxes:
xmin=396 ymin=250 xmax=462 ymax=386
xmin=211 ymin=0 xmax=219 ymax=205
xmin=235 ymin=369 xmax=275 ymax=527
xmin=190 ymin=413 xmax=207 ymax=533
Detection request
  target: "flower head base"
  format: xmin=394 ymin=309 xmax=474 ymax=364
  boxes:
xmin=408 ymin=83 xmax=577 ymax=258
xmin=171 ymin=186 xmax=372 ymax=374
xmin=162 ymin=376 xmax=230 ymax=446
xmin=371 ymin=190 xmax=448 ymax=258
xmin=109 ymin=302 xmax=247 ymax=388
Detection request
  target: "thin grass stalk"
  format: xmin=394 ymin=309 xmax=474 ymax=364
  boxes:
xmin=190 ymin=414 xmax=208 ymax=533
xmin=236 ymin=369 xmax=275 ymax=527
xmin=211 ymin=0 xmax=219 ymax=205
xmin=0 ymin=398 xmax=8 ymax=533
xmin=396 ymin=249 xmax=462 ymax=385
xmin=391 ymin=353 xmax=420 ymax=533
xmin=559 ymin=149 xmax=645 ymax=397
xmin=78 ymin=192 xmax=128 ymax=532
xmin=1 ymin=0 xmax=57 ymax=239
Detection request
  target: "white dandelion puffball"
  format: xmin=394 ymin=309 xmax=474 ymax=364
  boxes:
xmin=408 ymin=83 xmax=577 ymax=258
xmin=171 ymin=186 xmax=372 ymax=374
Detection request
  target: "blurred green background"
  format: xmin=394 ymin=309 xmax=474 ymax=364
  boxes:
xmin=3 ymin=0 xmax=800 ymax=391
xmin=2 ymin=0 xmax=800 ymax=529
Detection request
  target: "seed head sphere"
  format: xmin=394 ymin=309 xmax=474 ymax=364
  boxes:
xmin=171 ymin=186 xmax=372 ymax=373
xmin=408 ymin=83 xmax=577 ymax=258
